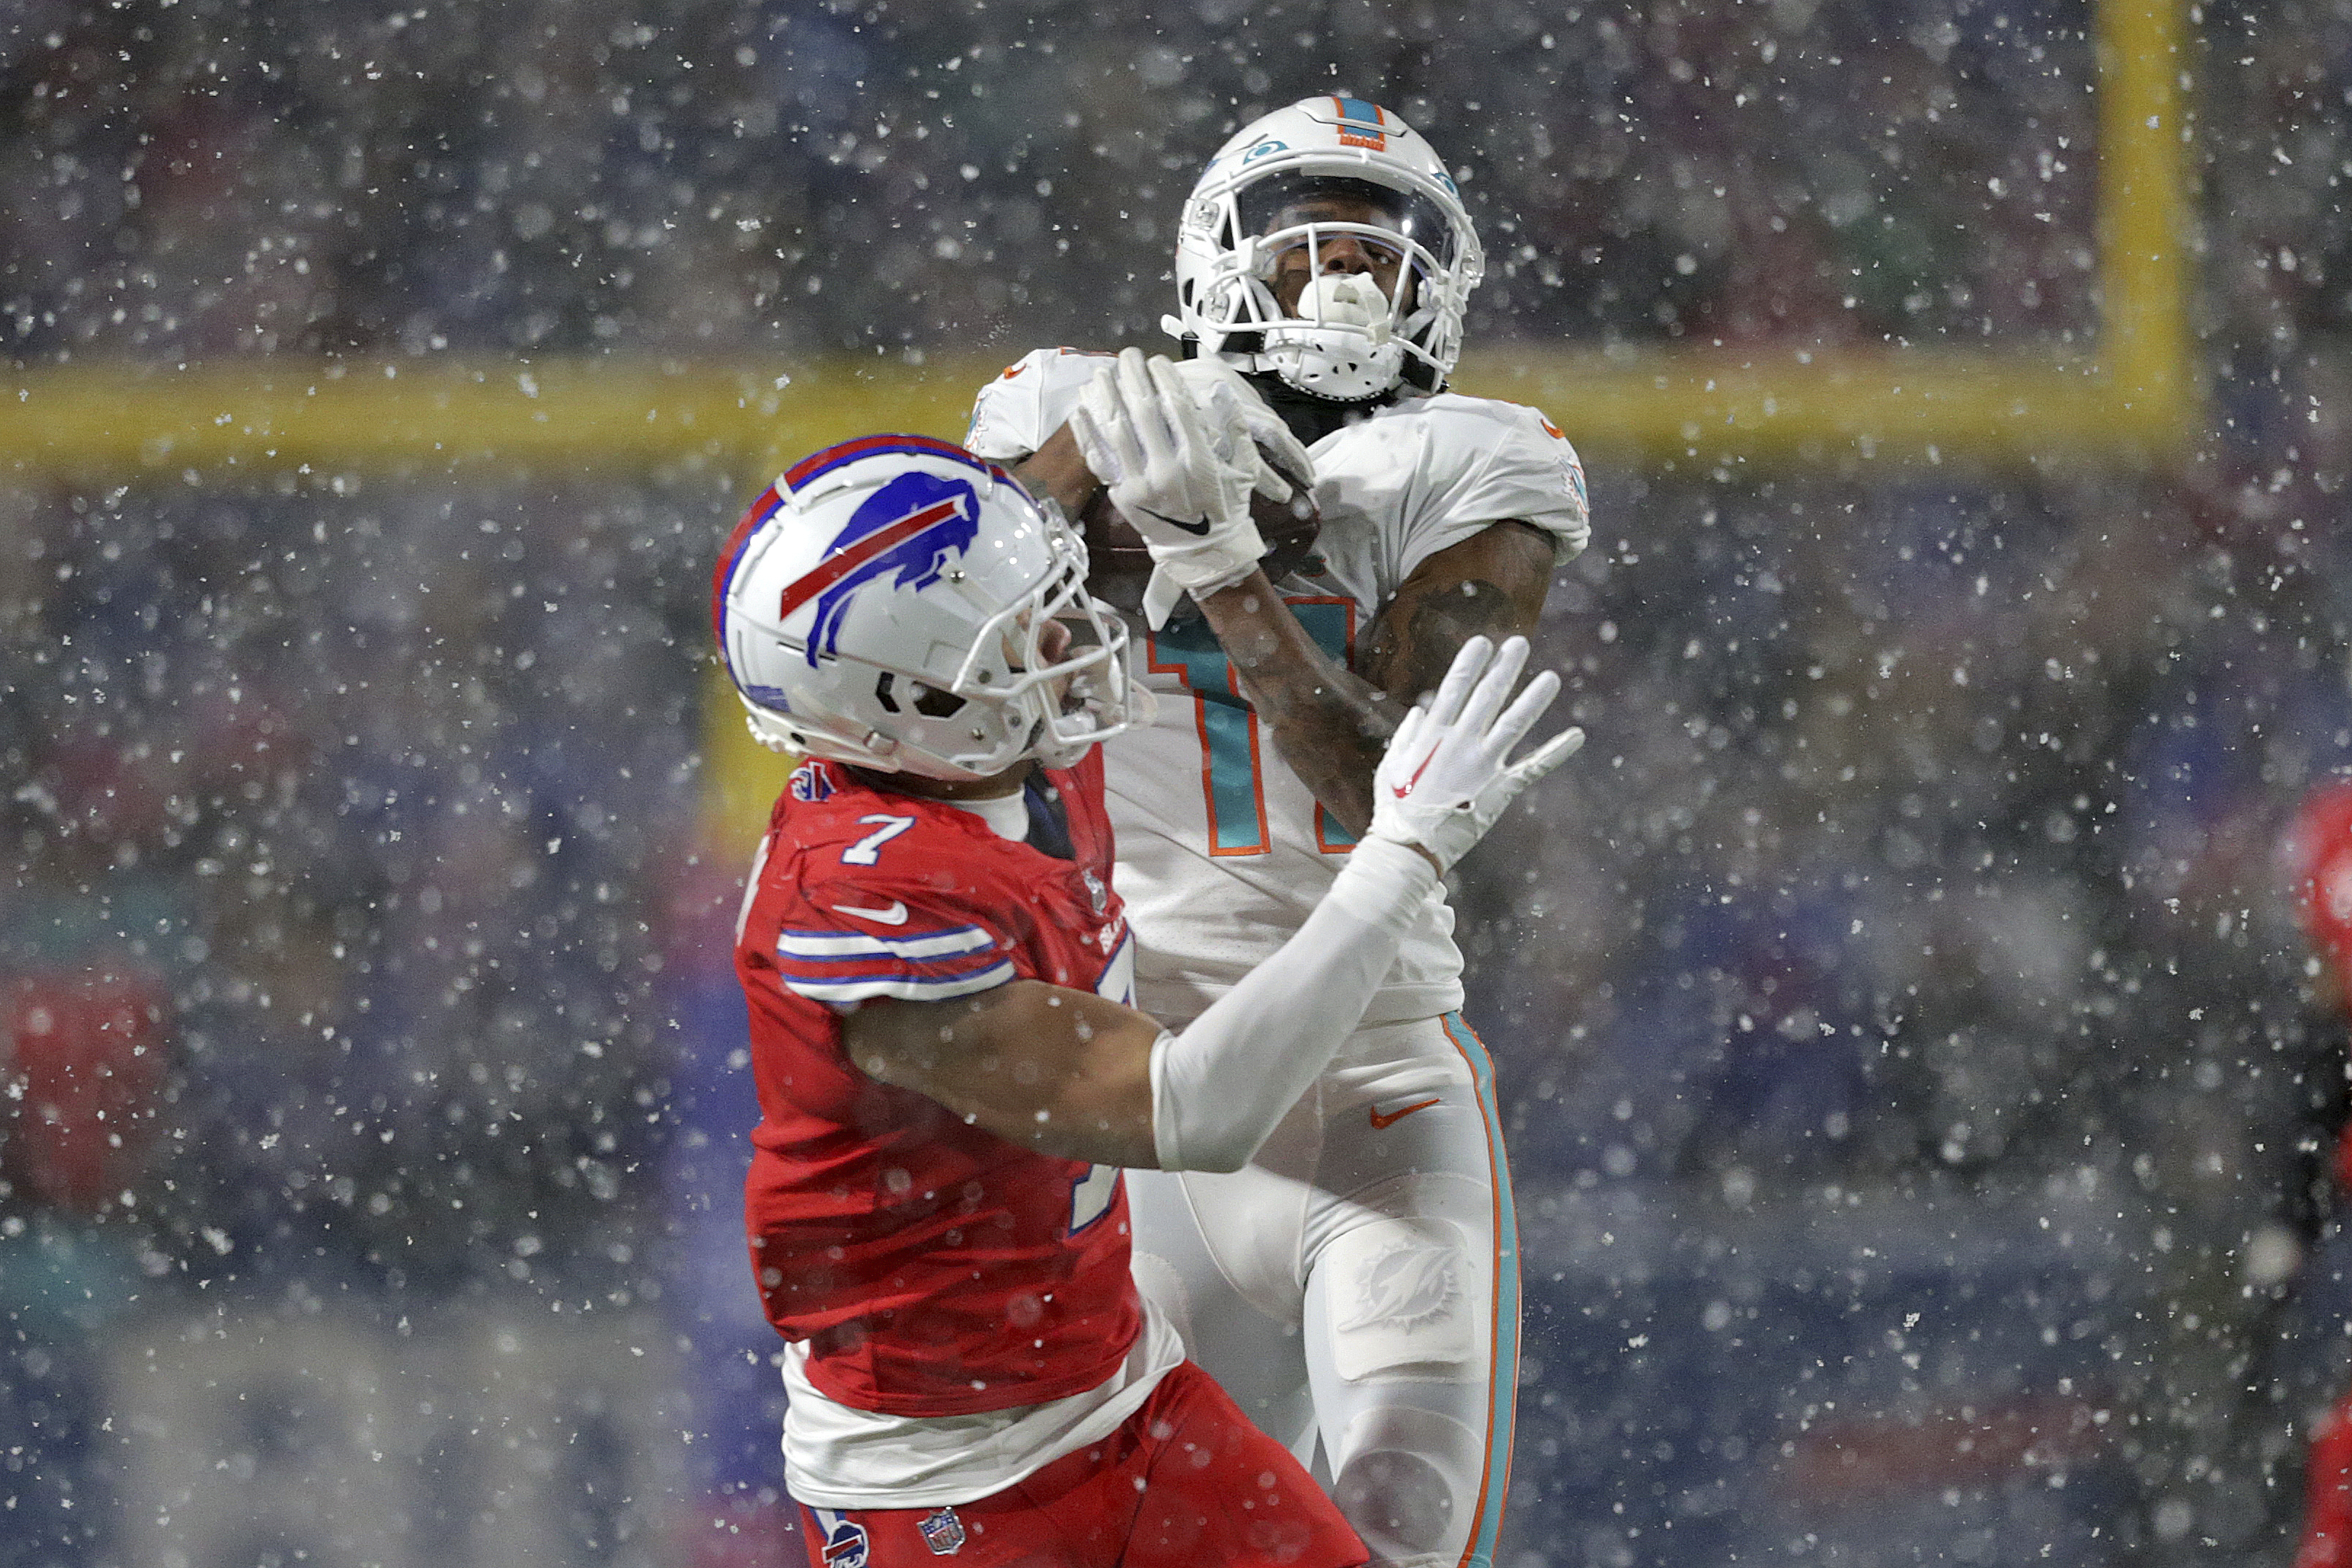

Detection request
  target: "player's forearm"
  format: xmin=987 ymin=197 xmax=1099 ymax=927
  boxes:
xmin=1150 ymin=835 xmax=1437 ymax=1172
xmin=844 ymin=982 xmax=1162 ymax=1167
xmin=852 ymin=827 xmax=1432 ymax=1171
xmin=1008 ymin=424 xmax=1102 ymax=518
xmin=1195 ymin=570 xmax=1396 ymax=835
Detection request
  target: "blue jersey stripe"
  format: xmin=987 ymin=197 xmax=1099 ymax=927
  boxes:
xmin=775 ymin=946 xmax=1007 ymax=983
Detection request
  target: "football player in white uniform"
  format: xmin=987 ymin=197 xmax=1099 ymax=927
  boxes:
xmin=963 ymin=97 xmax=1589 ymax=1568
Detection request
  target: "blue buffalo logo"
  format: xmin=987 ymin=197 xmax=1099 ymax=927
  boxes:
xmin=779 ymin=471 xmax=981 ymax=667
xmin=811 ymin=1509 xmax=870 ymax=1567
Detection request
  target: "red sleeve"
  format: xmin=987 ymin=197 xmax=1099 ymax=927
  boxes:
xmin=763 ymin=853 xmax=1027 ymax=1009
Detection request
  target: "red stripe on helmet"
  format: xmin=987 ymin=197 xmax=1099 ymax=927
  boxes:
xmin=711 ymin=484 xmax=784 ymax=657
xmin=774 ymin=497 xmax=968 ymax=624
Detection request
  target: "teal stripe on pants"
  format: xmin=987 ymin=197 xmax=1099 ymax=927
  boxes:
xmin=1440 ymin=1011 xmax=1517 ymax=1568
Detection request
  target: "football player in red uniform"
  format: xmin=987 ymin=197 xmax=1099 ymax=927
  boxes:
xmin=710 ymin=433 xmax=1579 ymax=1567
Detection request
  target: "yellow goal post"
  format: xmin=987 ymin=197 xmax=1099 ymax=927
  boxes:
xmin=4 ymin=0 xmax=2195 ymax=830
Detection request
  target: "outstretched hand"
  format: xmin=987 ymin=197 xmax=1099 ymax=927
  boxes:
xmin=1367 ymin=635 xmax=1584 ymax=874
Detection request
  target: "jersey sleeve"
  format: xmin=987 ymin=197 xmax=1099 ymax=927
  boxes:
xmin=963 ymin=349 xmax=1109 ymax=463
xmin=766 ymin=876 xmax=1020 ymax=1008
xmin=1396 ymin=398 xmax=1592 ymax=580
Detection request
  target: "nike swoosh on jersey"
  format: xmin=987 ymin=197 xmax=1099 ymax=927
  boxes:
xmin=829 ymin=900 xmax=910 ymax=926
xmin=1137 ymin=506 xmax=1215 ymax=537
xmin=1368 ymin=1097 xmax=1442 ymax=1130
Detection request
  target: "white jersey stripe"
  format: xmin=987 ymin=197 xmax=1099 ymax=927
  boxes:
xmin=776 ymin=925 xmax=996 ymax=962
xmin=782 ymin=960 xmax=1016 ymax=1004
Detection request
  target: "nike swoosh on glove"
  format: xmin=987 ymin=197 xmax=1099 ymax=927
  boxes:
xmin=1367 ymin=634 xmax=1585 ymax=874
xmin=1066 ymin=347 xmax=1266 ymax=629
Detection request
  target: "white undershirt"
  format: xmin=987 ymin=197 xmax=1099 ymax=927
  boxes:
xmin=780 ymin=1296 xmax=1183 ymax=1508
xmin=942 ymin=786 xmax=1033 ymax=840
xmin=778 ymin=780 xmax=1183 ymax=1508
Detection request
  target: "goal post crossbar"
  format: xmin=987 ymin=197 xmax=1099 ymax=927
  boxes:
xmin=4 ymin=0 xmax=2192 ymax=480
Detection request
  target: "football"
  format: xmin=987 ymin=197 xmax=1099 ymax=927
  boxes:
xmin=1077 ymin=444 xmax=1323 ymax=612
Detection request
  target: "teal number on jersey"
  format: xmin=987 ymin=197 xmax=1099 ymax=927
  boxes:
xmin=1147 ymin=599 xmax=1359 ymax=856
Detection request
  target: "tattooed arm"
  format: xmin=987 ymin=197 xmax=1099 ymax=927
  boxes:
xmin=1190 ymin=520 xmax=1555 ymax=836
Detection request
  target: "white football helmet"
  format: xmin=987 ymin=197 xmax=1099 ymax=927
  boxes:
xmin=1167 ymin=95 xmax=1483 ymax=402
xmin=712 ymin=434 xmax=1135 ymax=780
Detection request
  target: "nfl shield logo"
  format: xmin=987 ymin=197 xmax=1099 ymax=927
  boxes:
xmin=917 ymin=1505 xmax=966 ymax=1555
xmin=1081 ymin=867 xmax=1108 ymax=915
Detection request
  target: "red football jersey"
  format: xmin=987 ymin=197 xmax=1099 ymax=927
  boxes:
xmin=2295 ymin=781 xmax=2352 ymax=996
xmin=735 ymin=755 xmax=1142 ymax=1418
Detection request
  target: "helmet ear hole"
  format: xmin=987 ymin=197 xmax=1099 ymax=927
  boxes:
xmin=872 ymin=671 xmax=965 ymax=718
xmin=912 ymin=683 xmax=966 ymax=719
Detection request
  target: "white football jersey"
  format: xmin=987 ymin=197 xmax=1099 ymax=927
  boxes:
xmin=966 ymin=348 xmax=1589 ymax=1024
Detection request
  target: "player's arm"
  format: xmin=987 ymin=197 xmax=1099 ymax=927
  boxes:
xmin=1009 ymin=423 xmax=1104 ymax=520
xmin=845 ymin=636 xmax=1581 ymax=1174
xmin=996 ymin=351 xmax=1303 ymax=541
xmin=1191 ymin=520 xmax=1554 ymax=836
xmin=1069 ymin=349 xmax=1565 ymax=833
xmin=966 ymin=349 xmax=1119 ymax=517
xmin=843 ymin=980 xmax=1166 ymax=1168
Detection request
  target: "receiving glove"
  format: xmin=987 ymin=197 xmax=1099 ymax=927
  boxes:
xmin=1367 ymin=634 xmax=1586 ymax=873
xmin=1165 ymin=354 xmax=1317 ymax=501
xmin=1067 ymin=347 xmax=1267 ymax=629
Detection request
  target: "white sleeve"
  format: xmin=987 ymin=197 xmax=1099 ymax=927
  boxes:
xmin=963 ymin=349 xmax=1108 ymax=463
xmin=1396 ymin=399 xmax=1592 ymax=578
xmin=1146 ymin=836 xmax=1439 ymax=1172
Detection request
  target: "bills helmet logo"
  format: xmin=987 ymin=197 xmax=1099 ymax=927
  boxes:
xmin=811 ymin=1509 xmax=870 ymax=1568
xmin=779 ymin=471 xmax=982 ymax=667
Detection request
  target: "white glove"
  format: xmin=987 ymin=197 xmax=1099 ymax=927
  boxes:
xmin=1367 ymin=634 xmax=1585 ymax=873
xmin=1166 ymin=355 xmax=1317 ymax=502
xmin=1066 ymin=348 xmax=1265 ymax=629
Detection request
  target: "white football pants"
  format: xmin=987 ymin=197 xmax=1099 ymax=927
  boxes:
xmin=1127 ymin=1011 xmax=1518 ymax=1568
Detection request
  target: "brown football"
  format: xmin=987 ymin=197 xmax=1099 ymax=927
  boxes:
xmin=1078 ymin=445 xmax=1323 ymax=613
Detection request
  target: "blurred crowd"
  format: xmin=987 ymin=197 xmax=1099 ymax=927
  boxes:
xmin=6 ymin=1 xmax=2352 ymax=1564
xmin=1 ymin=0 xmax=2125 ymax=362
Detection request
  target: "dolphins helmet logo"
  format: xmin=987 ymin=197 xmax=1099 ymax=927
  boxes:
xmin=779 ymin=470 xmax=982 ymax=667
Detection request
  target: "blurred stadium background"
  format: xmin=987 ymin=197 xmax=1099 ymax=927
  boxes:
xmin=4 ymin=1 xmax=2349 ymax=1564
